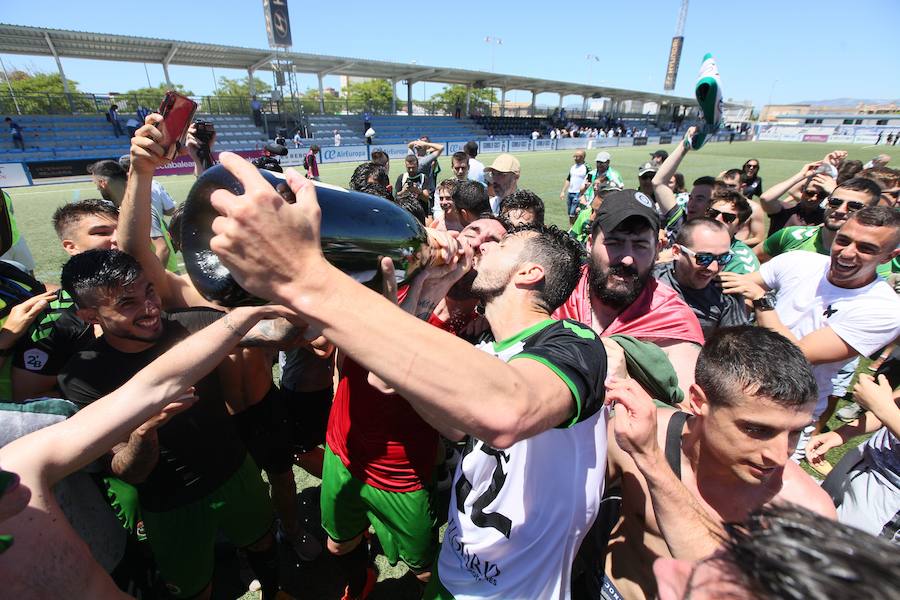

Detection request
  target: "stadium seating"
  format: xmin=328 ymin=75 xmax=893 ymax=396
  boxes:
xmin=306 ymin=115 xmax=489 ymax=146
xmin=0 ymin=113 xmax=266 ymax=163
xmin=473 ymin=116 xmax=550 ymax=138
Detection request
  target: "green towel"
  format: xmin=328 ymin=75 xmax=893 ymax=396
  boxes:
xmin=609 ymin=334 xmax=684 ymax=406
xmin=692 ymin=53 xmax=723 ymax=150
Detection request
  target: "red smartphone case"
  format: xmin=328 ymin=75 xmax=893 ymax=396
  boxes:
xmin=158 ymin=92 xmax=198 ymax=158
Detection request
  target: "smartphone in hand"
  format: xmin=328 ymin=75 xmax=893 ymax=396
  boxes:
xmin=158 ymin=91 xmax=198 ymax=160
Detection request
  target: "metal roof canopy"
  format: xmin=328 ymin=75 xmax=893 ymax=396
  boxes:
xmin=0 ymin=23 xmax=695 ymax=106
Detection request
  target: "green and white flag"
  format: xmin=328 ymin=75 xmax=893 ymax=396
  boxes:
xmin=692 ymin=53 xmax=723 ymax=150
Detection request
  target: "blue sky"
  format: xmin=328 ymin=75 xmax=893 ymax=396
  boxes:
xmin=2 ymin=0 xmax=898 ymax=110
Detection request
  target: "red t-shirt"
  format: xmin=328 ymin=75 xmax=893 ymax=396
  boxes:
xmin=553 ymin=265 xmax=704 ymax=345
xmin=325 ymin=309 xmax=466 ymax=493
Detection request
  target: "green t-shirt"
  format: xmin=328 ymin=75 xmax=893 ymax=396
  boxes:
xmin=724 ymin=239 xmax=760 ymax=274
xmin=762 ymin=225 xmax=827 ymax=257
xmin=569 ymin=207 xmax=592 ymax=244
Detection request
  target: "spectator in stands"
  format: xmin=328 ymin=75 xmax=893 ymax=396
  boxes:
xmin=559 ymin=150 xmax=590 ymax=225
xmin=554 ymin=189 xmax=704 ymax=396
xmin=333 ymin=129 xmax=341 ymax=147
xmin=125 ymin=115 xmax=140 ymax=138
xmin=600 ymin=327 xmax=834 ymax=600
xmin=593 ymin=151 xmax=624 ymax=188
xmin=5 ymin=117 xmax=24 ymax=150
xmin=463 ymin=141 xmax=485 ymax=185
xmin=89 ymin=159 xmax=172 ymax=269
xmin=106 ymin=104 xmax=123 ymax=137
xmin=531 ymin=128 xmax=540 ymax=140
xmin=649 ymin=149 xmax=668 ymax=167
xmin=651 ymin=504 xmax=897 ymax=600
xmin=250 ymin=96 xmax=262 ymax=127
xmin=484 ymin=153 xmax=520 ymax=215
xmin=652 ymin=219 xmax=749 ymax=338
xmin=499 ymin=189 xmax=545 ymax=227
xmin=304 ymin=145 xmax=320 ymax=180
xmin=705 ymin=190 xmax=760 ymax=275
xmin=408 ymin=137 xmax=444 ymax=197
xmin=721 ymin=206 xmax=900 ymax=459
xmin=740 ymin=158 xmax=763 ymax=198
xmin=450 ymin=151 xmax=470 ymax=183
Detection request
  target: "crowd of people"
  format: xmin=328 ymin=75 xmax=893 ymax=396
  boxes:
xmin=0 ymin=112 xmax=898 ymax=600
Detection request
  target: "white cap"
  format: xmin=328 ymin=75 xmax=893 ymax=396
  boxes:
xmin=595 ymin=151 xmax=611 ymax=162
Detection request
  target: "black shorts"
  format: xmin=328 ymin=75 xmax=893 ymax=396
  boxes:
xmin=282 ymin=386 xmax=333 ymax=454
xmin=232 ymin=386 xmax=294 ymax=474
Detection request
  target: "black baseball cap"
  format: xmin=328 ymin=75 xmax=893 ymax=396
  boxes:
xmin=650 ymin=150 xmax=669 ymax=160
xmin=592 ymin=189 xmax=660 ymax=236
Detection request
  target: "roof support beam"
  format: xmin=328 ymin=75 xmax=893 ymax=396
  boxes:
xmin=249 ymin=54 xmax=276 ymax=73
xmin=402 ymin=68 xmax=436 ymax=83
xmin=43 ymin=32 xmax=72 ymax=105
xmin=162 ymin=45 xmax=178 ymax=86
xmin=319 ymin=61 xmax=355 ymax=76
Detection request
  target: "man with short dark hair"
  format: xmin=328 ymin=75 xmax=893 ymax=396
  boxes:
xmin=58 ymin=249 xmax=295 ymax=600
xmin=600 ymin=327 xmax=836 ymax=600
xmin=653 ymin=218 xmax=749 ymax=338
xmin=370 ymin=148 xmax=390 ymax=176
xmin=450 ymin=151 xmax=470 ymax=182
xmin=555 ymin=189 xmax=704 ymax=395
xmin=349 ymin=161 xmax=389 ymax=192
xmin=499 ymin=189 xmax=545 ymax=227
xmin=759 ymin=153 xmax=845 ymax=235
xmin=722 ymin=206 xmax=900 ymax=457
xmin=652 ymin=504 xmax=896 ymax=600
xmin=451 ymin=180 xmax=493 ymax=227
xmin=5 ymin=116 xmax=24 ymax=150
xmin=408 ymin=137 xmax=444 ymax=197
xmin=205 ymin=154 xmax=620 ymax=599
xmin=463 ymin=140 xmax=485 ymax=185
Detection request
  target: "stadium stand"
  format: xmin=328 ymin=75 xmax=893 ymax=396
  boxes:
xmin=0 ymin=113 xmax=266 ymax=163
xmin=306 ymin=115 xmax=489 ymax=146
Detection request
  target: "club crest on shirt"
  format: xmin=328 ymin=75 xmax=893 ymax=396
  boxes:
xmin=23 ymin=348 xmax=48 ymax=371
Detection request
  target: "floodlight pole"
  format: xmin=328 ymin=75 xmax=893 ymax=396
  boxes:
xmin=0 ymin=57 xmax=20 ymax=115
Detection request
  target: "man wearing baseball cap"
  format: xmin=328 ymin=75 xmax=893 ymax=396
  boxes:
xmin=484 ymin=153 xmax=520 ymax=215
xmin=591 ymin=151 xmax=624 ymax=189
xmin=554 ymin=189 xmax=704 ymax=395
xmin=649 ymin=149 xmax=669 ymax=166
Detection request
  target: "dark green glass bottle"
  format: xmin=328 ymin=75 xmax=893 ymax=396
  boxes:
xmin=181 ymin=164 xmax=430 ymax=306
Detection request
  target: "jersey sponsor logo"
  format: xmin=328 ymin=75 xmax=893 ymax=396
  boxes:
xmin=823 ymin=304 xmax=838 ymax=318
xmin=455 ymin=441 xmax=512 ymax=538
xmin=23 ymin=348 xmax=49 ymax=371
xmin=446 ymin=521 xmax=503 ymax=586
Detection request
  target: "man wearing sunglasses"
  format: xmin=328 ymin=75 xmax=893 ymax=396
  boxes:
xmin=705 ymin=190 xmax=761 ymax=276
xmin=756 ymin=178 xmax=883 ymax=266
xmin=653 ymin=218 xmax=750 ymax=339
xmin=759 ymin=154 xmax=846 ymax=235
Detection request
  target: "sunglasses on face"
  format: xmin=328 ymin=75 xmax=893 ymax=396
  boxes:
xmin=803 ymin=189 xmax=829 ymax=201
xmin=707 ymin=208 xmax=738 ymax=224
xmin=826 ymin=196 xmax=865 ymax=212
xmin=745 ymin=164 xmax=759 ymax=169
xmin=677 ymin=244 xmax=733 ymax=268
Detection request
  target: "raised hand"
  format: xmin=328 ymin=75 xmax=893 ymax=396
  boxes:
xmin=606 ymin=377 xmax=660 ymax=460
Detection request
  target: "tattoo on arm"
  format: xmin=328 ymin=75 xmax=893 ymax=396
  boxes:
xmin=415 ymin=298 xmax=438 ymax=320
xmin=110 ymin=430 xmax=160 ymax=484
xmin=240 ymin=318 xmax=302 ymax=348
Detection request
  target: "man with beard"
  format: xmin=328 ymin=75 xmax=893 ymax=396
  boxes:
xmin=756 ymin=177 xmax=882 ymax=264
xmin=554 ymin=189 xmax=704 ymax=396
xmin=484 ymin=154 xmax=520 ymax=215
xmin=318 ymin=217 xmax=507 ymax=599
xmin=721 ymin=207 xmax=900 ymax=460
xmin=205 ymin=153 xmax=616 ymax=600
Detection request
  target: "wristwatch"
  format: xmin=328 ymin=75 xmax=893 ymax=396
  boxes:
xmin=752 ymin=295 xmax=775 ymax=312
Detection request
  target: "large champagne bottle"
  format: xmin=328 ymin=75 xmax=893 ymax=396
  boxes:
xmin=181 ymin=164 xmax=432 ymax=306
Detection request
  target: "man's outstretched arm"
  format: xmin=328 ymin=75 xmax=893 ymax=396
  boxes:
xmin=208 ymin=154 xmax=584 ymax=449
xmin=651 ymin=126 xmax=696 ymax=214
xmin=0 ymin=305 xmax=285 ymax=487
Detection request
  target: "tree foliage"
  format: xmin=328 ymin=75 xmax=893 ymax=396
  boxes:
xmin=216 ymin=76 xmax=272 ymax=97
xmin=345 ymin=79 xmax=394 ymax=112
xmin=0 ymin=71 xmax=93 ymax=114
xmin=429 ymin=85 xmax=498 ymax=114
